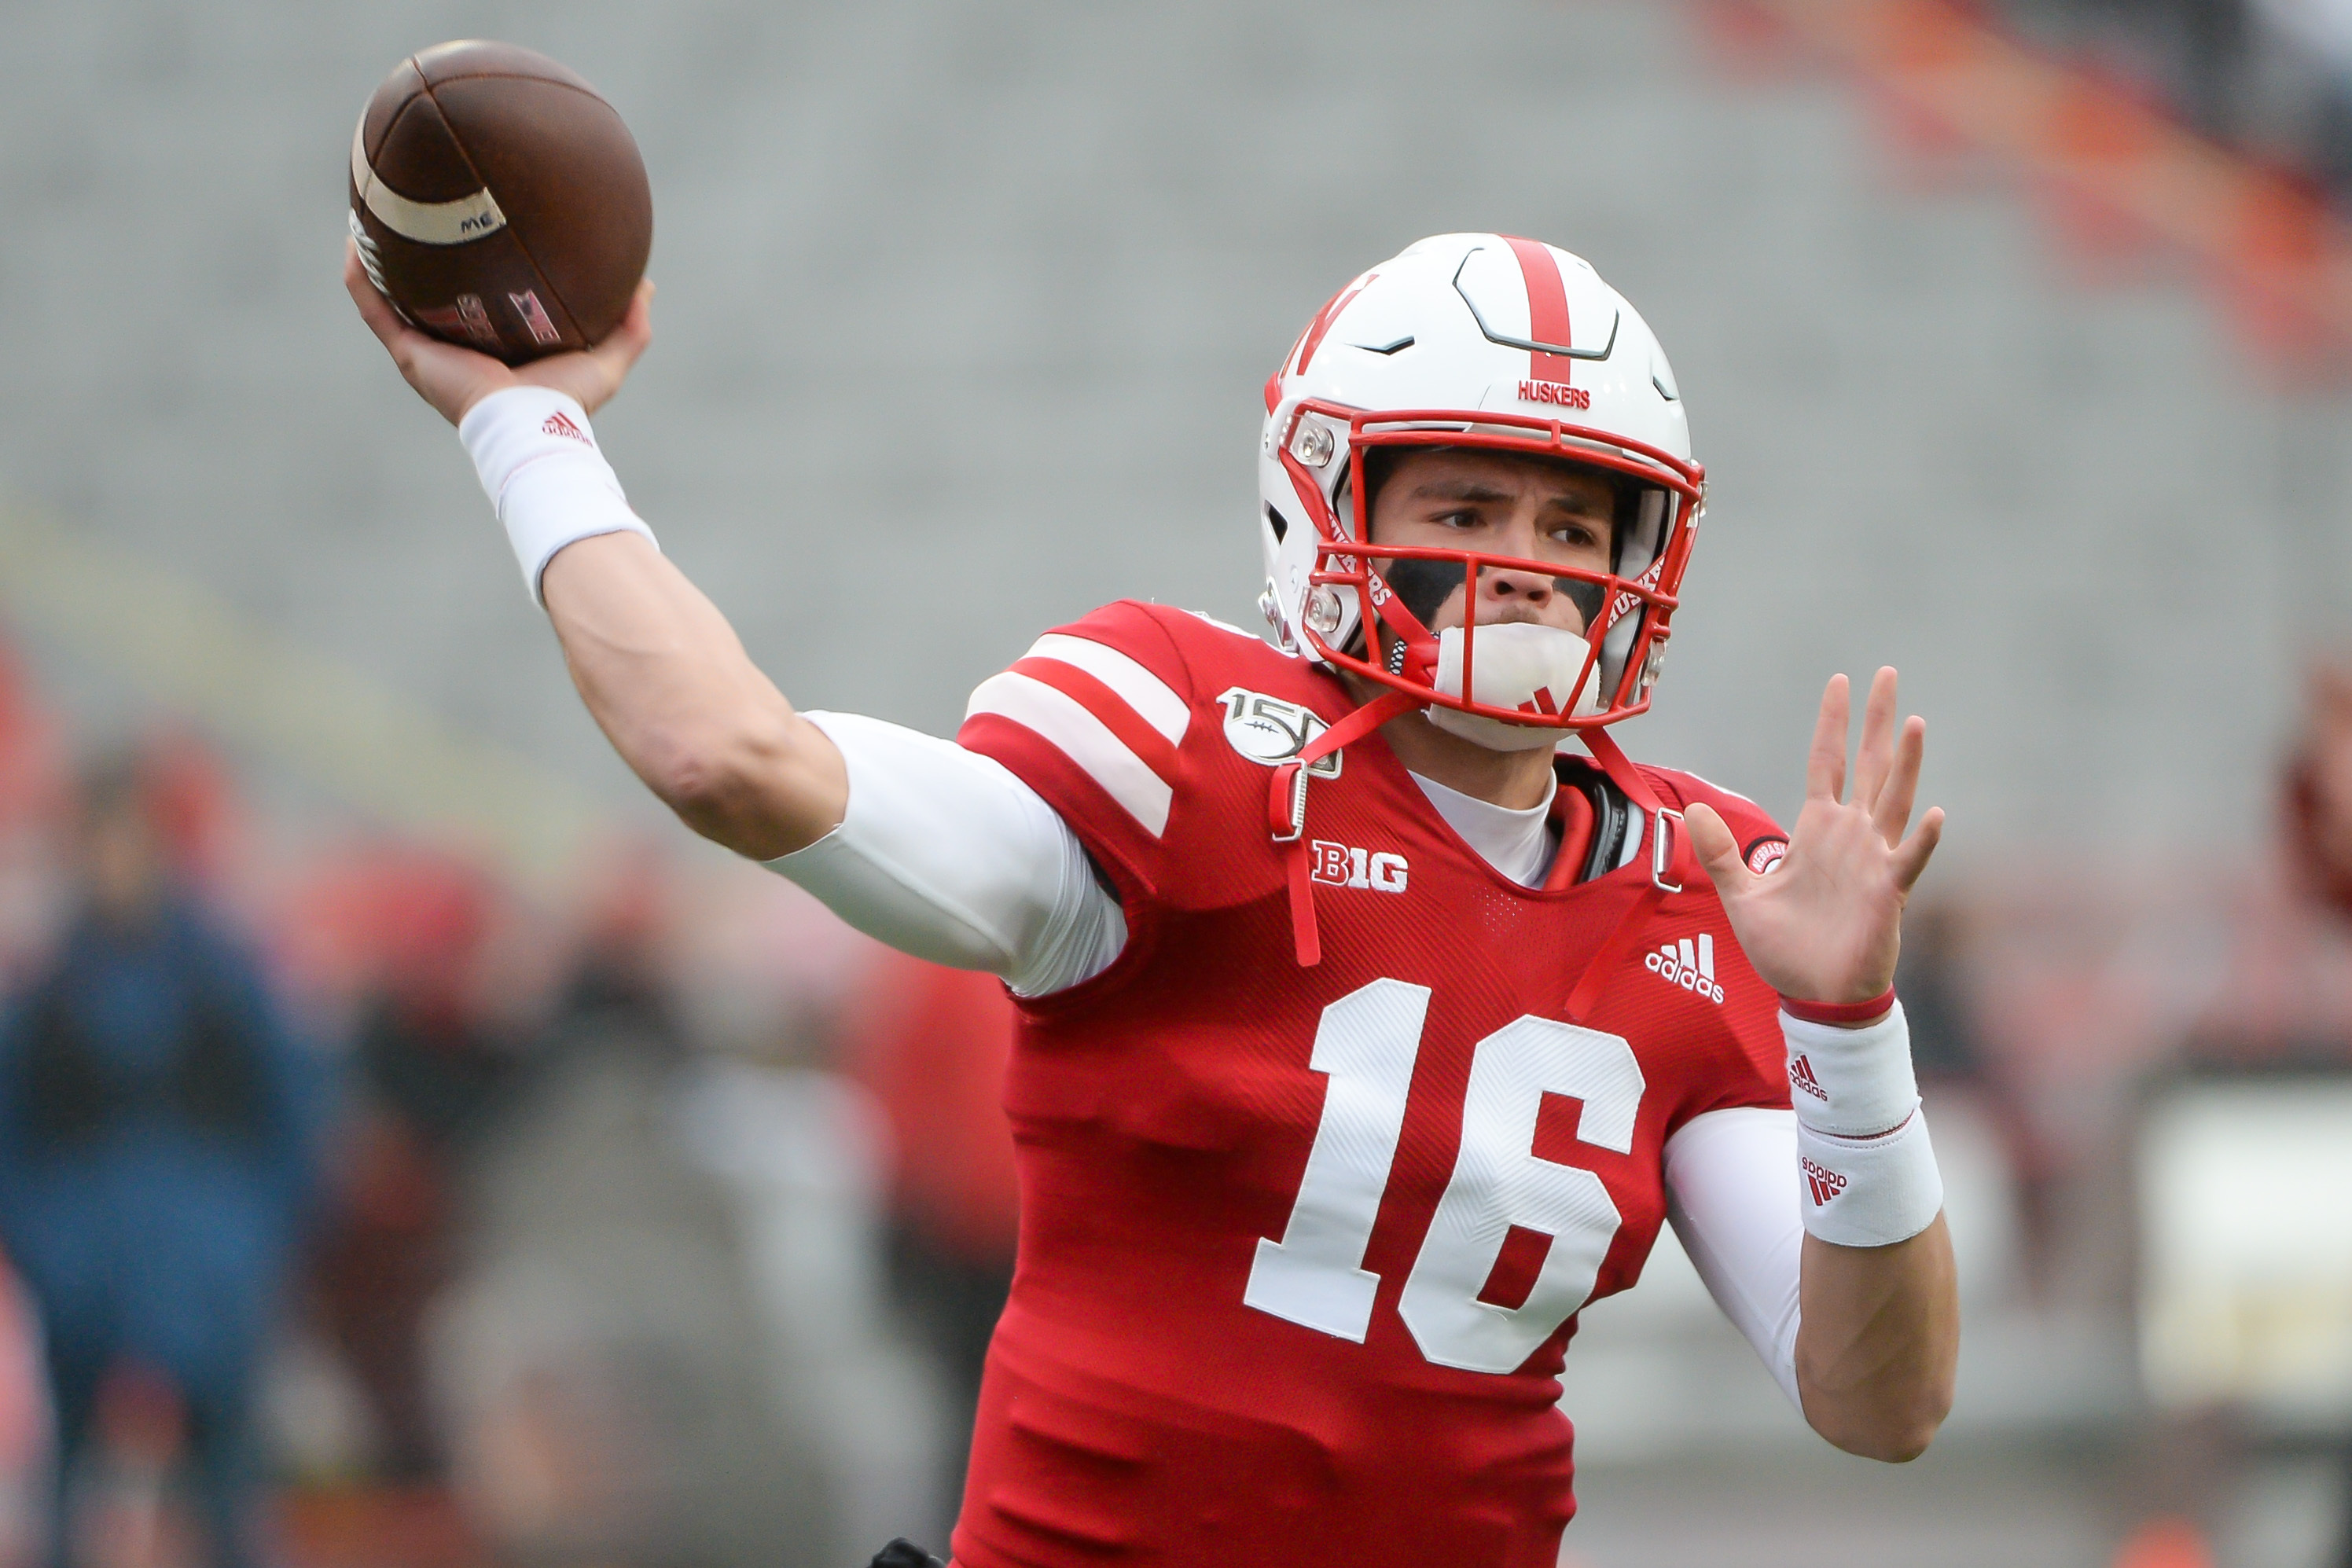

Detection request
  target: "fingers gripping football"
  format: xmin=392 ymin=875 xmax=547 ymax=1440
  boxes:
xmin=345 ymin=241 xmax=654 ymax=426
xmin=1684 ymin=669 xmax=1944 ymax=1006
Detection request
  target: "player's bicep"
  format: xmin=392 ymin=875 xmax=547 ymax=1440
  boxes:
xmin=1663 ymin=1106 xmax=1803 ymax=1408
xmin=764 ymin=711 xmax=1125 ymax=988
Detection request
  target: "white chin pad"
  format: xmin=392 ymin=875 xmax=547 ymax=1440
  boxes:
xmin=1426 ymin=622 xmax=1601 ymax=752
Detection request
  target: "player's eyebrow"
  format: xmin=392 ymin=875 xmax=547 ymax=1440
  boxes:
xmin=1408 ymin=476 xmax=1611 ymax=512
xmin=1409 ymin=479 xmax=1515 ymax=504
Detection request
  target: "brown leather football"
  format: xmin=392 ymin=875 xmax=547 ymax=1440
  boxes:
xmin=349 ymin=41 xmax=652 ymax=364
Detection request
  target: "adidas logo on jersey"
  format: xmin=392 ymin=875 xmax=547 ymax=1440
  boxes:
xmin=1801 ymin=1156 xmax=1848 ymax=1207
xmin=1788 ymin=1054 xmax=1829 ymax=1103
xmin=1310 ymin=841 xmax=1408 ymax=894
xmin=1645 ymin=934 xmax=1723 ymax=1004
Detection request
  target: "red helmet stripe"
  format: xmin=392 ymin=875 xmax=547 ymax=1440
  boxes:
xmin=1501 ymin=236 xmax=1577 ymax=384
xmin=1293 ymin=274 xmax=1375 ymax=376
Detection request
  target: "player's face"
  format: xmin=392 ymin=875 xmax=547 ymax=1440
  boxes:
xmin=1365 ymin=449 xmax=1617 ymax=637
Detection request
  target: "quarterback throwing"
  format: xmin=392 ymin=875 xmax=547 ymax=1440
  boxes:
xmin=350 ymin=231 xmax=1957 ymax=1568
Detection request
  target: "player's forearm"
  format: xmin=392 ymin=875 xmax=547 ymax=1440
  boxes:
xmin=1777 ymin=1001 xmax=1954 ymax=1459
xmin=1794 ymin=1219 xmax=1957 ymax=1461
xmin=453 ymin=385 xmax=844 ymax=858
xmin=541 ymin=533 xmax=844 ymax=858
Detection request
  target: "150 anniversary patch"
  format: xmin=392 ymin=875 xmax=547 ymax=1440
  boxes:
xmin=1219 ymin=688 xmax=1343 ymax=777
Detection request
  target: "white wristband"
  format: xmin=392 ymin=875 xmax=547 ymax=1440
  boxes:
xmin=1781 ymin=1001 xmax=1919 ymax=1138
xmin=457 ymin=386 xmax=657 ymax=604
xmin=1796 ymin=1111 xmax=1943 ymax=1247
xmin=1781 ymin=1001 xmax=1941 ymax=1245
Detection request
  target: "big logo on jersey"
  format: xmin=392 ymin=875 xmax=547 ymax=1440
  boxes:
xmin=1220 ymin=687 xmax=1343 ymax=777
xmin=1309 ymin=841 xmax=1409 ymax=893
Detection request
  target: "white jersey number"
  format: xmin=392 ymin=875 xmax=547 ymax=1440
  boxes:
xmin=1242 ymin=978 xmax=1646 ymax=1374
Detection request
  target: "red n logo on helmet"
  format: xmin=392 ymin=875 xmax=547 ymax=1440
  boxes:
xmin=1292 ymin=274 xmax=1377 ymax=378
xmin=1501 ymin=237 xmax=1577 ymax=385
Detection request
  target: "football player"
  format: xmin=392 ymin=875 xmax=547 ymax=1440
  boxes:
xmin=348 ymin=232 xmax=1957 ymax=1568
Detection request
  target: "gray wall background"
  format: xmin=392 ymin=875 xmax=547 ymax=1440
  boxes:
xmin=2 ymin=0 xmax=2344 ymax=862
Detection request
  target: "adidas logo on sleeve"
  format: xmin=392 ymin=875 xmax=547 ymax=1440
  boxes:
xmin=1645 ymin=934 xmax=1724 ymax=1004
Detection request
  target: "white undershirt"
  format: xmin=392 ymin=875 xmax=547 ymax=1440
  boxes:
xmin=1406 ymin=770 xmax=1559 ymax=887
xmin=766 ymin=711 xmax=1803 ymax=1407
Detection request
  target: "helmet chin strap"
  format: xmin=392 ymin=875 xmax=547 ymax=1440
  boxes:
xmin=1363 ymin=565 xmax=1441 ymax=687
xmin=1428 ymin=622 xmax=1604 ymax=751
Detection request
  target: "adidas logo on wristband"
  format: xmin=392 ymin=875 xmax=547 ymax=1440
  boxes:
xmin=1788 ymin=1054 xmax=1829 ymax=1103
xmin=1801 ymin=1156 xmax=1848 ymax=1207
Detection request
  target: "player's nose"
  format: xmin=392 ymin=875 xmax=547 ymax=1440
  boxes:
xmin=1481 ymin=563 xmax=1552 ymax=604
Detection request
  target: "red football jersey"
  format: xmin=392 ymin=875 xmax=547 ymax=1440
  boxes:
xmin=952 ymin=601 xmax=1791 ymax=1568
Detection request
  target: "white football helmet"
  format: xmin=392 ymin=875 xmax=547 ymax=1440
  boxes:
xmin=1257 ymin=233 xmax=1705 ymax=740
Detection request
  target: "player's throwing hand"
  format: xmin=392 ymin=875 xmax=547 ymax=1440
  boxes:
xmin=344 ymin=241 xmax=653 ymax=427
xmin=1684 ymin=667 xmax=1944 ymax=1008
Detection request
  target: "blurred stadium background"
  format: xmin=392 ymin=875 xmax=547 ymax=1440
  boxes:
xmin=2 ymin=1 xmax=2351 ymax=1564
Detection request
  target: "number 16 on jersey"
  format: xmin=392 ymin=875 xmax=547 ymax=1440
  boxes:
xmin=1244 ymin=978 xmax=1647 ymax=1375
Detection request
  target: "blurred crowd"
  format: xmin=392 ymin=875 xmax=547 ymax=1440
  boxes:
xmin=0 ymin=633 xmax=1019 ymax=1568
xmin=2000 ymin=0 xmax=2352 ymax=210
xmin=13 ymin=596 xmax=2352 ymax=1568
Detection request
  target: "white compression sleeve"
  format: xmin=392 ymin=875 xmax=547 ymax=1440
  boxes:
xmin=763 ymin=712 xmax=1127 ymax=997
xmin=1663 ymin=1107 xmax=1804 ymax=1408
xmin=458 ymin=386 xmax=658 ymax=604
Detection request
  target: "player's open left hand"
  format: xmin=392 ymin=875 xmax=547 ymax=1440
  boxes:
xmin=344 ymin=240 xmax=653 ymax=427
xmin=1683 ymin=667 xmax=1943 ymax=1007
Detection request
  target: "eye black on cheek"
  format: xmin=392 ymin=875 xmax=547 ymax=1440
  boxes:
xmin=1560 ymin=578 xmax=1606 ymax=627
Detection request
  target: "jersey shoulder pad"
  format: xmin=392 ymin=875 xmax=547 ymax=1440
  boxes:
xmin=957 ymin=602 xmax=1310 ymax=902
xmin=1641 ymin=765 xmax=1791 ymax=879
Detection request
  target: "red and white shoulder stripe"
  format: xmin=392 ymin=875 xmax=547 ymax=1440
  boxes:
xmin=965 ymin=633 xmax=1192 ymax=836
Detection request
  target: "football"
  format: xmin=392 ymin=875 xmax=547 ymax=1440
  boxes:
xmin=348 ymin=41 xmax=652 ymax=364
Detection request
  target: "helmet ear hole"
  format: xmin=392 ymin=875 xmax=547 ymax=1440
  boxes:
xmin=1264 ymin=505 xmax=1290 ymax=545
xmin=1356 ymin=449 xmax=1398 ymax=531
xmin=1330 ymin=457 xmax=1355 ymax=538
